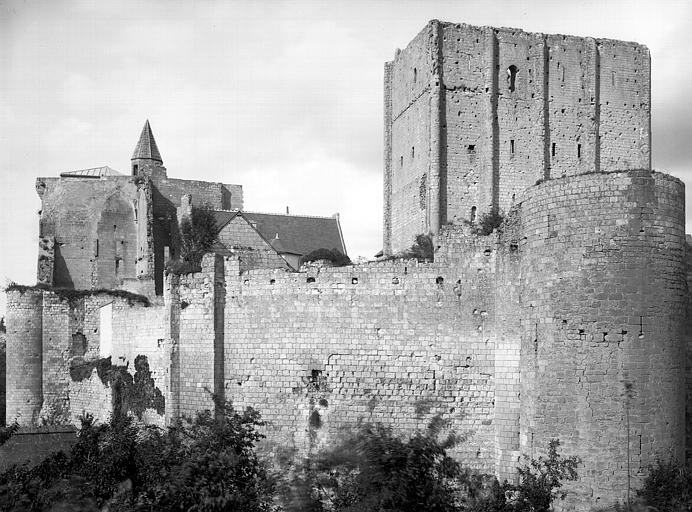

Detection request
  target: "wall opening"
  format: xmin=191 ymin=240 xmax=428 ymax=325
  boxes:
xmin=577 ymin=143 xmax=582 ymax=159
xmin=132 ymin=164 xmax=138 ymax=175
xmin=411 ymin=146 xmax=415 ymax=159
xmin=507 ymin=65 xmax=518 ymax=92
xmin=510 ymin=139 xmax=515 ymax=154
xmin=99 ymin=303 xmax=113 ymax=358
xmin=400 ymin=155 xmax=403 ymax=168
xmin=467 ymin=144 xmax=475 ymax=152
xmin=413 ymin=67 xmax=417 ymax=83
xmin=551 ymin=143 xmax=556 ymax=157
xmin=470 ymin=206 xmax=477 ymax=222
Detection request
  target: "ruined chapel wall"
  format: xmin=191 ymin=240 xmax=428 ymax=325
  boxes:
xmin=517 ymin=171 xmax=685 ymax=509
xmin=36 ymin=176 xmax=142 ymax=289
xmin=221 ymin=252 xmax=516 ymax=475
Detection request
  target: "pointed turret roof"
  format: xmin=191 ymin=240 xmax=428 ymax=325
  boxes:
xmin=131 ymin=120 xmax=163 ymax=163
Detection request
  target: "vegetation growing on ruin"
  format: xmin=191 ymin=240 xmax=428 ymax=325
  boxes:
xmin=391 ymin=233 xmax=435 ymax=262
xmin=471 ymin=210 xmax=505 ymax=236
xmin=300 ymin=248 xmax=352 ymax=267
xmin=3 ymin=282 xmax=150 ymax=307
xmin=166 ymin=204 xmax=218 ymax=275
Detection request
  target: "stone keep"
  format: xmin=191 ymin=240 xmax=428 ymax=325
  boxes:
xmin=383 ymin=20 xmax=650 ymax=254
xmin=4 ymin=20 xmax=689 ymax=512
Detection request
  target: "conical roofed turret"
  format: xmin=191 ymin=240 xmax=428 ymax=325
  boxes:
xmin=131 ymin=120 xmax=163 ymax=175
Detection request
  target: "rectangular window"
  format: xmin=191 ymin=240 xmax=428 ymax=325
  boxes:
xmin=577 ymin=144 xmax=582 ymax=159
xmin=551 ymin=143 xmax=556 ymax=157
xmin=510 ymin=140 xmax=515 ymax=154
xmin=99 ymin=302 xmax=113 ymax=358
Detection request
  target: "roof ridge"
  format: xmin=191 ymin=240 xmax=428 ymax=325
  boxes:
xmin=242 ymin=210 xmax=340 ymax=220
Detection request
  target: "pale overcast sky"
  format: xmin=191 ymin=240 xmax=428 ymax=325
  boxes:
xmin=1 ymin=0 xmax=691 ymax=315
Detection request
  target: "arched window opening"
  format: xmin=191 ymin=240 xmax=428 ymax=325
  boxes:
xmin=470 ymin=206 xmax=477 ymax=222
xmin=411 ymin=146 xmax=415 ymax=159
xmin=413 ymin=67 xmax=417 ymax=83
xmin=507 ymin=65 xmax=518 ymax=92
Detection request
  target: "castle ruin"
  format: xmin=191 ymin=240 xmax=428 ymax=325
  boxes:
xmin=4 ymin=20 xmax=690 ymax=510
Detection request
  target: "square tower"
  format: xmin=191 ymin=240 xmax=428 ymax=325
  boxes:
xmin=383 ymin=20 xmax=651 ymax=254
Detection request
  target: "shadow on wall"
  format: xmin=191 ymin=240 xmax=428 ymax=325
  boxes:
xmin=52 ymin=244 xmax=74 ymax=289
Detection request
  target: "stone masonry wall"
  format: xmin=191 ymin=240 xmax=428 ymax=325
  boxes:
xmin=6 ymin=290 xmax=43 ymax=425
xmin=517 ymin=170 xmax=686 ymax=510
xmin=221 ymin=241 xmax=522 ymax=478
xmin=5 ymin=289 xmax=167 ymax=426
xmin=0 ymin=333 xmax=5 ymax=426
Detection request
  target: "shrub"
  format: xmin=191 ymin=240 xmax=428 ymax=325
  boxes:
xmin=305 ymin=422 xmax=463 ymax=512
xmin=638 ymin=460 xmax=692 ymax=511
xmin=300 ymin=248 xmax=352 ymax=267
xmin=392 ymin=234 xmax=434 ymax=262
xmin=0 ymin=423 xmax=18 ymax=447
xmin=172 ymin=204 xmax=219 ymax=273
xmin=0 ymin=400 xmax=274 ymax=512
xmin=474 ymin=210 xmax=504 ymax=236
xmin=289 ymin=429 xmax=580 ymax=512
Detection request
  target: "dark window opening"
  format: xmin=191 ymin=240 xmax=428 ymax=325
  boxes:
xmin=307 ymin=277 xmax=315 ymax=283
xmin=413 ymin=67 xmax=417 ymax=83
xmin=507 ymin=65 xmax=518 ymax=92
xmin=470 ymin=206 xmax=477 ymax=222
xmin=510 ymin=139 xmax=515 ymax=154
xmin=411 ymin=146 xmax=415 ymax=158
xmin=400 ymin=156 xmax=403 ymax=168
xmin=577 ymin=144 xmax=582 ymax=158
xmin=133 ymin=164 xmax=138 ymax=175
xmin=352 ymin=277 xmax=358 ymax=285
xmin=467 ymin=144 xmax=475 ymax=152
xmin=551 ymin=143 xmax=556 ymax=157
xmin=436 ymin=276 xmax=444 ymax=285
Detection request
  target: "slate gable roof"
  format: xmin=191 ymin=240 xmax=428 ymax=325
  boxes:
xmin=210 ymin=210 xmax=346 ymax=257
xmin=243 ymin=211 xmax=346 ymax=257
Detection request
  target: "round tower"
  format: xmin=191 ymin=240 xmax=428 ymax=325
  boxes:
xmin=6 ymin=289 xmax=44 ymax=425
xmin=517 ymin=170 xmax=686 ymax=509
